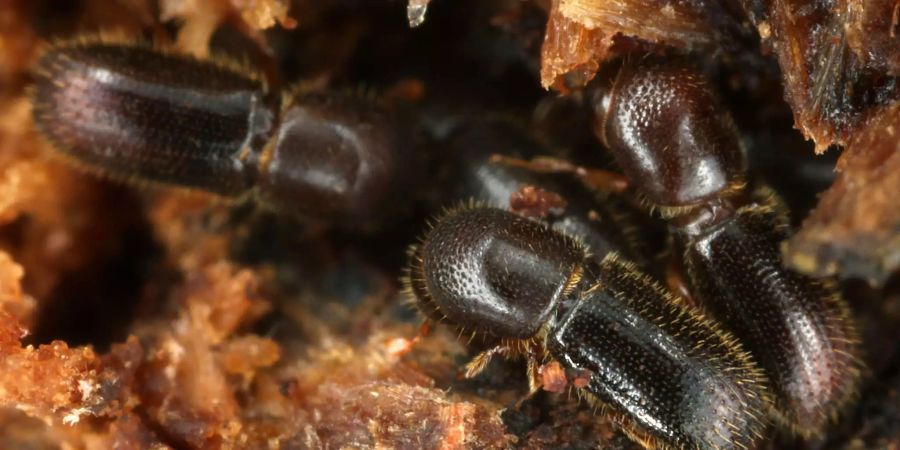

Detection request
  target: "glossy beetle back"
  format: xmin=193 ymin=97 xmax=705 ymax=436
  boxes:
xmin=683 ymin=203 xmax=860 ymax=434
xmin=257 ymin=91 xmax=405 ymax=222
xmin=549 ymin=255 xmax=770 ymax=450
xmin=31 ymin=40 xmax=275 ymax=195
xmin=593 ymin=61 xmax=746 ymax=209
xmin=408 ymin=207 xmax=586 ymax=339
xmin=441 ymin=118 xmax=646 ymax=265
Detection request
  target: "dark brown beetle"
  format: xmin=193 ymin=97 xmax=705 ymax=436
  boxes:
xmin=591 ymin=59 xmax=862 ymax=436
xmin=406 ymin=206 xmax=771 ymax=450
xmin=30 ymin=38 xmax=413 ymax=228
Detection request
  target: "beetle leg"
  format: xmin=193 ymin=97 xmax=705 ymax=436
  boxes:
xmin=489 ymin=154 xmax=629 ymax=193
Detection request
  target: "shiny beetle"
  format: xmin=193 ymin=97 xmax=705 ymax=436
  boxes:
xmin=406 ymin=206 xmax=771 ymax=450
xmin=590 ymin=59 xmax=861 ymax=436
xmin=31 ymin=38 xmax=413 ymax=227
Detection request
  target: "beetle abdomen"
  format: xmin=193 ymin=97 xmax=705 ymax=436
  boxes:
xmin=31 ymin=40 xmax=275 ymax=195
xmin=684 ymin=204 xmax=860 ymax=435
xmin=549 ymin=255 xmax=770 ymax=450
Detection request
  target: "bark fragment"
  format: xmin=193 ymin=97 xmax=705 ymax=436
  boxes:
xmin=786 ymin=102 xmax=900 ymax=283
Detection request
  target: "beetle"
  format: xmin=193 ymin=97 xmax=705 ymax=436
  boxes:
xmin=406 ymin=205 xmax=771 ymax=450
xmin=587 ymin=59 xmax=862 ymax=436
xmin=30 ymin=37 xmax=414 ymax=229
